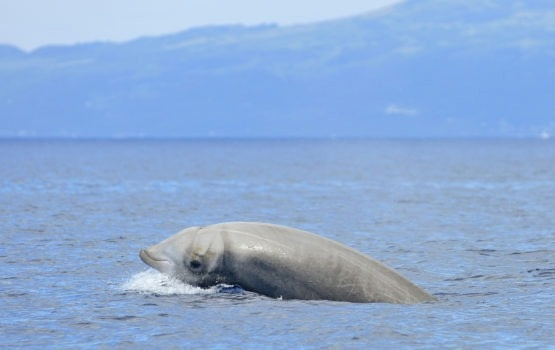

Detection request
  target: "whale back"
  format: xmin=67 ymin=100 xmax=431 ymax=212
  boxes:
xmin=202 ymin=222 xmax=435 ymax=304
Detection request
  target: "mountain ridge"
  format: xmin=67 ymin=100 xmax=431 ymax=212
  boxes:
xmin=1 ymin=0 xmax=554 ymax=138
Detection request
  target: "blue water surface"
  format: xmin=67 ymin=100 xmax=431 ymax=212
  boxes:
xmin=1 ymin=139 xmax=554 ymax=348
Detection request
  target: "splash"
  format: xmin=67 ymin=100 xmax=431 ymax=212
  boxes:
xmin=121 ymin=269 xmax=218 ymax=296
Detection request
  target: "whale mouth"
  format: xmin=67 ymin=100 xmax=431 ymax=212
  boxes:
xmin=139 ymin=249 xmax=171 ymax=271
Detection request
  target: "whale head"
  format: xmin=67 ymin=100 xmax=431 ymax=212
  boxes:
xmin=139 ymin=226 xmax=226 ymax=287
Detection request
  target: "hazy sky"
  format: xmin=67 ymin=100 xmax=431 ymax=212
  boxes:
xmin=0 ymin=0 xmax=402 ymax=51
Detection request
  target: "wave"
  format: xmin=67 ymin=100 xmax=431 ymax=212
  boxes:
xmin=120 ymin=269 xmax=219 ymax=296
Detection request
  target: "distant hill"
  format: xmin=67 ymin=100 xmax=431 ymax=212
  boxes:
xmin=1 ymin=0 xmax=554 ymax=138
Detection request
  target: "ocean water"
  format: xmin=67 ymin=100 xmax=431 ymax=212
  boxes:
xmin=1 ymin=139 xmax=554 ymax=349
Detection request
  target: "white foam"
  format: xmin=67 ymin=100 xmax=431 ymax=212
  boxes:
xmin=120 ymin=269 xmax=218 ymax=296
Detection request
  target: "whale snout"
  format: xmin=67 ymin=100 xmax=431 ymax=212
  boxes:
xmin=139 ymin=248 xmax=172 ymax=273
xmin=139 ymin=249 xmax=152 ymax=265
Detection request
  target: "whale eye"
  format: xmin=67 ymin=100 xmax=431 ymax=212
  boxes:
xmin=189 ymin=260 xmax=201 ymax=269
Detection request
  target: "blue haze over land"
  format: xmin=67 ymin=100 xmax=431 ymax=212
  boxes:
xmin=1 ymin=0 xmax=554 ymax=138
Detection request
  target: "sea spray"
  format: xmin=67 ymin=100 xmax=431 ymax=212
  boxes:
xmin=121 ymin=269 xmax=218 ymax=296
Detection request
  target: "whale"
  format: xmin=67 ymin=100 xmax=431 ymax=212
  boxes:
xmin=139 ymin=222 xmax=436 ymax=304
